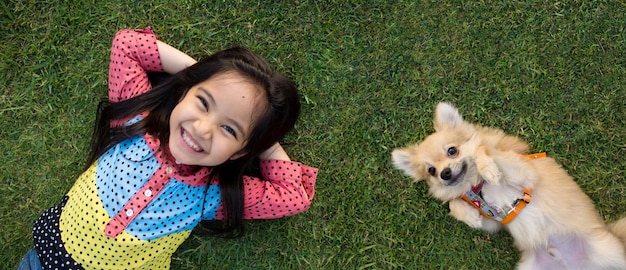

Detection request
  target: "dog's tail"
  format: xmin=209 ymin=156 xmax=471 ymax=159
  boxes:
xmin=609 ymin=217 xmax=626 ymax=245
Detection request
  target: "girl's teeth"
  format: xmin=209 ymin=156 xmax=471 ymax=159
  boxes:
xmin=182 ymin=130 xmax=202 ymax=151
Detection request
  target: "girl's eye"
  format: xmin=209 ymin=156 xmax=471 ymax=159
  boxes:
xmin=447 ymin=147 xmax=458 ymax=157
xmin=222 ymin=125 xmax=237 ymax=138
xmin=197 ymin=96 xmax=208 ymax=111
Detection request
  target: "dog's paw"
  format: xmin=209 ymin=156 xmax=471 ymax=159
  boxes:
xmin=475 ymin=146 xmax=502 ymax=185
xmin=449 ymin=199 xmax=483 ymax=229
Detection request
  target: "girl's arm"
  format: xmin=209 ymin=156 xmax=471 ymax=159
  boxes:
xmin=212 ymin=160 xmax=318 ymax=220
xmin=108 ymin=28 xmax=196 ymax=104
xmin=258 ymin=143 xmax=291 ymax=161
xmin=242 ymin=160 xmax=317 ymax=219
xmin=155 ymin=40 xmax=197 ymax=74
xmin=108 ymin=28 xmax=163 ymax=103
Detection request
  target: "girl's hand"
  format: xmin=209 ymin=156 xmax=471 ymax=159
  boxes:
xmin=259 ymin=143 xmax=290 ymax=161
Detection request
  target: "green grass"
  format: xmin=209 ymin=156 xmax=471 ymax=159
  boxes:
xmin=1 ymin=1 xmax=625 ymax=269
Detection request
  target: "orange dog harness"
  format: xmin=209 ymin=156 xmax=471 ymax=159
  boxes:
xmin=460 ymin=153 xmax=545 ymax=224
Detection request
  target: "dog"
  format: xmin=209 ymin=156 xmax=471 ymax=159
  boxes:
xmin=391 ymin=102 xmax=626 ymax=269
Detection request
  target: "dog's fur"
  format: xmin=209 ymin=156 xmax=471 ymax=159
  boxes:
xmin=392 ymin=102 xmax=626 ymax=269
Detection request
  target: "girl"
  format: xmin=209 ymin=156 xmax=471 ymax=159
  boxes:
xmin=19 ymin=27 xmax=317 ymax=269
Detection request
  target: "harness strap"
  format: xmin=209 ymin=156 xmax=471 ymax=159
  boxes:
xmin=460 ymin=152 xmax=545 ymax=224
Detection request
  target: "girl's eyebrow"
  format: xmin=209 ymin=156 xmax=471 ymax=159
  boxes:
xmin=198 ymin=87 xmax=246 ymax=137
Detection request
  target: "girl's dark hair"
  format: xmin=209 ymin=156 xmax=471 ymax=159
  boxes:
xmin=87 ymin=47 xmax=300 ymax=237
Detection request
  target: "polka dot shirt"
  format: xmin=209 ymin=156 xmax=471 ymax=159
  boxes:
xmin=30 ymin=27 xmax=318 ymax=269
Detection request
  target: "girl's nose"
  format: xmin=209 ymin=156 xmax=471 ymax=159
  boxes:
xmin=195 ymin=118 xmax=215 ymax=139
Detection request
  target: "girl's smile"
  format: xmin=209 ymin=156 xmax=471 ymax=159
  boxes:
xmin=181 ymin=128 xmax=203 ymax=152
xmin=168 ymin=72 xmax=266 ymax=166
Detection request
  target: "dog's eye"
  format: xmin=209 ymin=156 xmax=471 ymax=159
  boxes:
xmin=427 ymin=167 xmax=436 ymax=176
xmin=447 ymin=147 xmax=458 ymax=157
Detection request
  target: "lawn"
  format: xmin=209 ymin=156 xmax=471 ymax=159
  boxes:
xmin=1 ymin=1 xmax=625 ymax=269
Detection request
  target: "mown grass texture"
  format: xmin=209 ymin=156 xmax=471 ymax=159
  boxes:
xmin=1 ymin=1 xmax=625 ymax=269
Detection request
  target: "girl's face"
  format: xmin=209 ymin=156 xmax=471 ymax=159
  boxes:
xmin=168 ymin=72 xmax=265 ymax=166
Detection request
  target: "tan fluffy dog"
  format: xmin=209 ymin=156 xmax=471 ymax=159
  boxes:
xmin=392 ymin=102 xmax=626 ymax=269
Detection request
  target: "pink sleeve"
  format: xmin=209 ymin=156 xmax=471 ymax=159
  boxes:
xmin=215 ymin=160 xmax=318 ymax=220
xmin=108 ymin=27 xmax=163 ymax=103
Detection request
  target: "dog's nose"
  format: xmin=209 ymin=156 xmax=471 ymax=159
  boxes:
xmin=441 ymin=168 xmax=452 ymax=180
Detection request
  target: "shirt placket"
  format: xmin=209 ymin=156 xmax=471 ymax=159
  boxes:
xmin=104 ymin=163 xmax=175 ymax=238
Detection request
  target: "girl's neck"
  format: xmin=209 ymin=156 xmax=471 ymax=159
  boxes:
xmin=145 ymin=133 xmax=209 ymax=176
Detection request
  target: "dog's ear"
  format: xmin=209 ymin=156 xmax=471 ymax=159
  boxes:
xmin=434 ymin=102 xmax=463 ymax=131
xmin=391 ymin=148 xmax=421 ymax=180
